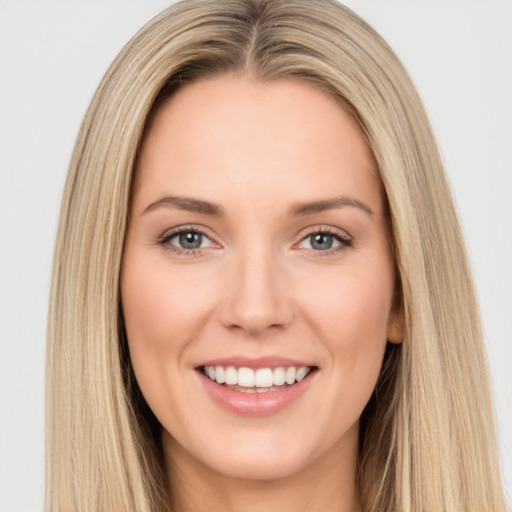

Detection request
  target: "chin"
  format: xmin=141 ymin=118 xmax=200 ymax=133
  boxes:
xmin=204 ymin=447 xmax=311 ymax=482
xmin=165 ymin=425 xmax=316 ymax=482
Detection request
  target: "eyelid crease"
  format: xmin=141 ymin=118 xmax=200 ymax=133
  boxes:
xmin=298 ymin=225 xmax=352 ymax=242
xmin=157 ymin=224 xmax=216 ymax=242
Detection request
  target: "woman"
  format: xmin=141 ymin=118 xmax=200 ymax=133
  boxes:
xmin=46 ymin=0 xmax=507 ymax=510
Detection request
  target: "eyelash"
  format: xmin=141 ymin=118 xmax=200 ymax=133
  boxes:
xmin=156 ymin=225 xmax=353 ymax=256
xmin=298 ymin=226 xmax=353 ymax=255
xmin=157 ymin=226 xmax=212 ymax=257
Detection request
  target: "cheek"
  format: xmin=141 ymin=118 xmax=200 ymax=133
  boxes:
xmin=296 ymin=262 xmax=394 ymax=391
xmin=121 ymin=254 xmax=216 ymax=354
xmin=301 ymin=268 xmax=394 ymax=437
xmin=302 ymin=266 xmax=392 ymax=340
xmin=120 ymin=250 xmax=219 ymax=417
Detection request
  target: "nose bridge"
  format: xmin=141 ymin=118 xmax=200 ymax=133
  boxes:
xmin=221 ymin=236 xmax=292 ymax=334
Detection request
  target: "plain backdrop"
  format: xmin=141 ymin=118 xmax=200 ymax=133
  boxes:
xmin=0 ymin=1 xmax=511 ymax=510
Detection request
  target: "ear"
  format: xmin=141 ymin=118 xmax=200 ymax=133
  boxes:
xmin=386 ymin=304 xmax=403 ymax=345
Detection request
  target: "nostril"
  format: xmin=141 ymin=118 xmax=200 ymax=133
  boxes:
xmin=222 ymin=305 xmax=293 ymax=335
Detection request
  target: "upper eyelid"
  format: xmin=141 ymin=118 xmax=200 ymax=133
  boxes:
xmin=160 ymin=224 xmax=216 ymax=241
xmin=298 ymin=225 xmax=352 ymax=240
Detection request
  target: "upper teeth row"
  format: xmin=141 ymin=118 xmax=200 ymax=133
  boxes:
xmin=203 ymin=366 xmax=311 ymax=387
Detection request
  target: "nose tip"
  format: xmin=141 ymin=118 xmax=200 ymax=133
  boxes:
xmin=227 ymin=310 xmax=282 ymax=335
xmin=220 ymin=256 xmax=293 ymax=335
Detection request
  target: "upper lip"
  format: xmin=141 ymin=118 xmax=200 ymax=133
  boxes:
xmin=195 ymin=355 xmax=317 ymax=370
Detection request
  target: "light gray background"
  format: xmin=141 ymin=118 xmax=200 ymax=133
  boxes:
xmin=1 ymin=1 xmax=511 ymax=510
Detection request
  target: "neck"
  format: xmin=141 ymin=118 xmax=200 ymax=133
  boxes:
xmin=163 ymin=432 xmax=361 ymax=512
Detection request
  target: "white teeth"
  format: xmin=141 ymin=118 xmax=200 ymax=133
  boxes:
xmin=202 ymin=365 xmax=313 ymax=389
xmin=273 ymin=367 xmax=286 ymax=385
xmin=255 ymin=368 xmax=274 ymax=387
xmin=238 ymin=367 xmax=255 ymax=387
xmin=285 ymin=367 xmax=296 ymax=385
xmin=215 ymin=366 xmax=225 ymax=384
xmin=225 ymin=366 xmax=237 ymax=385
xmin=296 ymin=366 xmax=309 ymax=382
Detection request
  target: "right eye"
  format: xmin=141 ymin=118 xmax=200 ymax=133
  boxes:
xmin=159 ymin=228 xmax=215 ymax=254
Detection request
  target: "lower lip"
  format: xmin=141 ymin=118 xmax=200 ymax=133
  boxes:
xmin=197 ymin=369 xmax=316 ymax=417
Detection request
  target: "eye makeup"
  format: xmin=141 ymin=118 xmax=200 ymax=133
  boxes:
xmin=155 ymin=223 xmax=353 ymax=258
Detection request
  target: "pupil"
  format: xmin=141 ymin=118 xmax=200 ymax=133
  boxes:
xmin=179 ymin=232 xmax=202 ymax=249
xmin=311 ymin=233 xmax=333 ymax=250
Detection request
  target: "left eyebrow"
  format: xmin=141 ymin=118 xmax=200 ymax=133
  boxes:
xmin=289 ymin=196 xmax=374 ymax=217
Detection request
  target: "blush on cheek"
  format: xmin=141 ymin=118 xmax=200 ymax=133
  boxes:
xmin=121 ymin=255 xmax=223 ymax=375
xmin=301 ymin=274 xmax=392 ymax=414
xmin=305 ymin=275 xmax=391 ymax=341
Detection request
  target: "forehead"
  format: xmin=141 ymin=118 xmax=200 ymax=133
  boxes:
xmin=134 ymin=75 xmax=383 ymax=216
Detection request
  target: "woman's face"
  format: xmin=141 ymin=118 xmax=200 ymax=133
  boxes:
xmin=121 ymin=76 xmax=401 ymax=482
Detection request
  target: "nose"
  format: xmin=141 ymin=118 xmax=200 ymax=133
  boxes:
xmin=219 ymin=246 xmax=293 ymax=335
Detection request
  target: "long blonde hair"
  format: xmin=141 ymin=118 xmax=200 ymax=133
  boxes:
xmin=46 ymin=1 xmax=507 ymax=510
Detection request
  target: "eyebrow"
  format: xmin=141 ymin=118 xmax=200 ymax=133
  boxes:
xmin=289 ymin=196 xmax=374 ymax=217
xmin=143 ymin=195 xmax=224 ymax=216
xmin=142 ymin=194 xmax=374 ymax=218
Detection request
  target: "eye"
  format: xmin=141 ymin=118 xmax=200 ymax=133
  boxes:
xmin=173 ymin=231 xmax=206 ymax=250
xmin=298 ymin=229 xmax=352 ymax=252
xmin=159 ymin=228 xmax=215 ymax=254
xmin=307 ymin=233 xmax=337 ymax=250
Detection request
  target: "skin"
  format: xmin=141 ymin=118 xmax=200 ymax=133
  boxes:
xmin=121 ymin=75 xmax=402 ymax=512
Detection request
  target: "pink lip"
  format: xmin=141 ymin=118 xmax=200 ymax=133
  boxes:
xmin=196 ymin=367 xmax=317 ymax=417
xmin=195 ymin=355 xmax=316 ymax=369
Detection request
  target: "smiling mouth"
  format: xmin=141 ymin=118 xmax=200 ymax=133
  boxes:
xmin=199 ymin=365 xmax=317 ymax=394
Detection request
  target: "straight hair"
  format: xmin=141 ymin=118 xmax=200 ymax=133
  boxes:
xmin=46 ymin=1 xmax=507 ymax=510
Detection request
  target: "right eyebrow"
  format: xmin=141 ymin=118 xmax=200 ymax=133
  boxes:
xmin=142 ymin=195 xmax=224 ymax=216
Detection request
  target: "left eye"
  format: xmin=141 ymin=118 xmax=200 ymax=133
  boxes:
xmin=167 ymin=230 xmax=213 ymax=250
xmin=299 ymin=232 xmax=349 ymax=251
